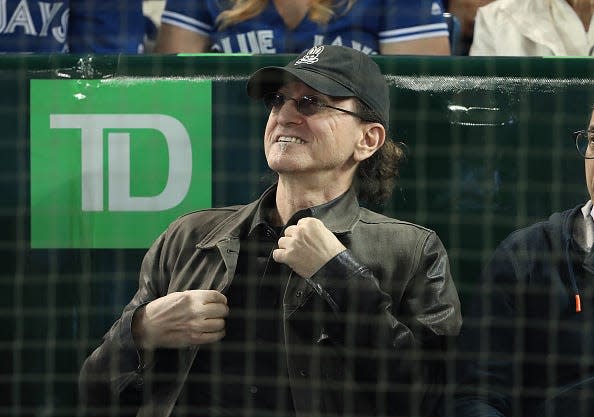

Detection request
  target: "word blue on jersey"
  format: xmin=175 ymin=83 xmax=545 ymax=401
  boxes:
xmin=162 ymin=0 xmax=448 ymax=54
xmin=0 ymin=0 xmax=145 ymax=53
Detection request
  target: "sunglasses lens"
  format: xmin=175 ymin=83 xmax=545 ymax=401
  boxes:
xmin=264 ymin=93 xmax=284 ymax=111
xmin=297 ymin=96 xmax=320 ymax=116
xmin=263 ymin=94 xmax=323 ymax=116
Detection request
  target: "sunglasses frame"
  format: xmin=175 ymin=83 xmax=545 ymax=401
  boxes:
xmin=574 ymin=130 xmax=594 ymax=159
xmin=263 ymin=92 xmax=374 ymax=122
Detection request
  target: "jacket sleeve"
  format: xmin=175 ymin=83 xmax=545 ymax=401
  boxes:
xmin=307 ymin=230 xmax=462 ymax=416
xmin=78 ymin=232 xmax=168 ymax=415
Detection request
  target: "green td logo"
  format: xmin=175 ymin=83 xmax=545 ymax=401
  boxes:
xmin=30 ymin=79 xmax=212 ymax=249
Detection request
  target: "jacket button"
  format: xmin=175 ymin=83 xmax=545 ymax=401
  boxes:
xmin=135 ymin=376 xmax=144 ymax=390
xmin=296 ymin=291 xmax=303 ymax=297
xmin=299 ymin=369 xmax=307 ymax=377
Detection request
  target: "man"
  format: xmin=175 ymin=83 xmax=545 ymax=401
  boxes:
xmin=79 ymin=45 xmax=461 ymax=417
xmin=455 ymin=108 xmax=594 ymax=416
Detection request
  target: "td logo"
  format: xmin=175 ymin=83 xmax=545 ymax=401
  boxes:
xmin=50 ymin=114 xmax=192 ymax=212
xmin=30 ymin=79 xmax=212 ymax=249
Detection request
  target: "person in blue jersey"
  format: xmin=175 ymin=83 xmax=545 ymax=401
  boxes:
xmin=0 ymin=0 xmax=145 ymax=53
xmin=154 ymin=0 xmax=451 ymax=55
xmin=79 ymin=45 xmax=461 ymax=417
xmin=454 ymin=107 xmax=594 ymax=417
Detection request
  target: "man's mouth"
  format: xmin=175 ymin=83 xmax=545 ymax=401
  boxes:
xmin=277 ymin=136 xmax=305 ymax=144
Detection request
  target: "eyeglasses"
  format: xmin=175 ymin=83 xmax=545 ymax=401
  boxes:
xmin=573 ymin=130 xmax=594 ymax=159
xmin=263 ymin=92 xmax=373 ymax=122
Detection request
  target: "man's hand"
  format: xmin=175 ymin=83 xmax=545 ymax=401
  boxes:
xmin=273 ymin=217 xmax=346 ymax=278
xmin=132 ymin=290 xmax=228 ymax=349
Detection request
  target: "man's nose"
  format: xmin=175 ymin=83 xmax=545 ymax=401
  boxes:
xmin=275 ymin=98 xmax=303 ymax=123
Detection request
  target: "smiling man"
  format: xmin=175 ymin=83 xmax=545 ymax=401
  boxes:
xmin=79 ymin=45 xmax=461 ymax=417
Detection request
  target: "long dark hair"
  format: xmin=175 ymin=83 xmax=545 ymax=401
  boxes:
xmin=354 ymin=99 xmax=406 ymax=205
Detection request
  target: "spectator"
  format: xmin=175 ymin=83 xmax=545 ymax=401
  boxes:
xmin=470 ymin=0 xmax=594 ymax=56
xmin=155 ymin=0 xmax=451 ymax=55
xmin=446 ymin=0 xmax=493 ymax=55
xmin=79 ymin=45 xmax=462 ymax=417
xmin=455 ymin=107 xmax=594 ymax=416
xmin=0 ymin=0 xmax=145 ymax=53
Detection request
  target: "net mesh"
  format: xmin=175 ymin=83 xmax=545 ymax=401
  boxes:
xmin=2 ymin=54 xmax=594 ymax=416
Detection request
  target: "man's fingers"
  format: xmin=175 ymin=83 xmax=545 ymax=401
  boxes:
xmin=194 ymin=330 xmax=226 ymax=345
xmin=272 ymin=248 xmax=284 ymax=263
xmin=200 ymin=302 xmax=229 ymax=318
xmin=283 ymin=224 xmax=297 ymax=237
xmin=190 ymin=289 xmax=227 ymax=305
xmin=277 ymin=236 xmax=289 ymax=249
xmin=198 ymin=317 xmax=226 ymax=333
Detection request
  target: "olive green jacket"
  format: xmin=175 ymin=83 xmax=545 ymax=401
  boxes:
xmin=79 ymin=185 xmax=461 ymax=417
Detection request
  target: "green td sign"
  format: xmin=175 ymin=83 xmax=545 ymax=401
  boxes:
xmin=30 ymin=79 xmax=212 ymax=248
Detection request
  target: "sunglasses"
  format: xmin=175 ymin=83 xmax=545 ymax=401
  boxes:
xmin=262 ymin=92 xmax=373 ymax=122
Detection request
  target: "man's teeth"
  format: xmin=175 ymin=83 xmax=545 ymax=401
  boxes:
xmin=278 ymin=136 xmax=304 ymax=144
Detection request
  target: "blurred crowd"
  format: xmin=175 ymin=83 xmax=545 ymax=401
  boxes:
xmin=2 ymin=0 xmax=592 ymax=57
xmin=5 ymin=0 xmax=592 ymax=57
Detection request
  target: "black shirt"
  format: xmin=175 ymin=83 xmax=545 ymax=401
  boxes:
xmin=174 ymin=200 xmax=296 ymax=417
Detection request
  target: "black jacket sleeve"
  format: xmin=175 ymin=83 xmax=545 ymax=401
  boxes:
xmin=307 ymin=231 xmax=462 ymax=416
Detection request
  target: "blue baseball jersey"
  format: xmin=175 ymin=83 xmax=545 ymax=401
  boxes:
xmin=161 ymin=0 xmax=448 ymax=54
xmin=0 ymin=0 xmax=145 ymax=53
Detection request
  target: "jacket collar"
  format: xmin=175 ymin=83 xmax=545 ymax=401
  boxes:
xmin=196 ymin=183 xmax=361 ymax=249
xmin=308 ymin=186 xmax=361 ymax=233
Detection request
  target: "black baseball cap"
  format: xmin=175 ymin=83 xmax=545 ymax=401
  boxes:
xmin=247 ymin=45 xmax=389 ymax=127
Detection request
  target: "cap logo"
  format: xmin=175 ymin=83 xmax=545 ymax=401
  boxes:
xmin=294 ymin=46 xmax=324 ymax=65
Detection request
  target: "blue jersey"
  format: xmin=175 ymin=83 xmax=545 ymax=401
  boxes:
xmin=0 ymin=0 xmax=145 ymax=53
xmin=161 ymin=0 xmax=448 ymax=54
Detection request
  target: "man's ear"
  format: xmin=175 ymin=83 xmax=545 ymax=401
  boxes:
xmin=353 ymin=123 xmax=385 ymax=162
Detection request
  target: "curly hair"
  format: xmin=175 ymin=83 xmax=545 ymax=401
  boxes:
xmin=216 ymin=0 xmax=357 ymax=29
xmin=353 ymin=99 xmax=406 ymax=205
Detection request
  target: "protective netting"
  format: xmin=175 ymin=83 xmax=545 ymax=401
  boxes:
xmin=3 ymin=55 xmax=594 ymax=416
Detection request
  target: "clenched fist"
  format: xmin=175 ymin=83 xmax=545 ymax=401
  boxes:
xmin=132 ymin=289 xmax=228 ymax=349
xmin=273 ymin=217 xmax=346 ymax=278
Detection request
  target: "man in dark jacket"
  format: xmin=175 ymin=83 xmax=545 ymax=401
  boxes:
xmin=79 ymin=45 xmax=462 ymax=417
xmin=454 ymin=107 xmax=594 ymax=416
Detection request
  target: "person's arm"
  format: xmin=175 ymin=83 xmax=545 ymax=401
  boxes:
xmin=379 ymin=0 xmax=452 ymax=55
xmin=78 ymin=225 xmax=228 ymax=414
xmin=316 ymin=231 xmax=461 ymax=415
xmin=78 ymin=232 xmax=167 ymax=413
xmin=153 ymin=0 xmax=213 ymax=53
xmin=380 ymin=36 xmax=451 ymax=55
xmin=154 ymin=22 xmax=211 ymax=53
xmin=275 ymin=218 xmax=461 ymax=415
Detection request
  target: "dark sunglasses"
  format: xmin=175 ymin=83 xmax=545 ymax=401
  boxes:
xmin=262 ymin=92 xmax=373 ymax=122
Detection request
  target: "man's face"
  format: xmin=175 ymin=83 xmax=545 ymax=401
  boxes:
xmin=263 ymin=81 xmax=369 ymax=181
xmin=586 ymin=110 xmax=594 ymax=202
